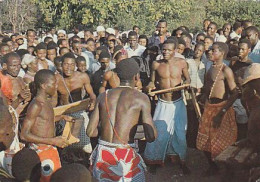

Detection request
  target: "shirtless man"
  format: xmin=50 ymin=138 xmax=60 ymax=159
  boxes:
xmin=196 ymin=42 xmax=239 ymax=176
xmin=144 ymin=39 xmax=191 ymax=174
xmin=0 ymin=52 xmax=31 ymax=109
xmin=56 ymin=52 xmax=96 ymax=153
xmin=21 ymin=69 xmax=72 ymax=182
xmin=229 ymin=39 xmax=252 ymax=140
xmin=87 ymin=58 xmax=157 ymax=181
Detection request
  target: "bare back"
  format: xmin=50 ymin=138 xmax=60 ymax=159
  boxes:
xmin=88 ymin=87 xmax=157 ymax=144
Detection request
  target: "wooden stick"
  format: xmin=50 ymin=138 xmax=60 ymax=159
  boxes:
xmin=190 ymin=88 xmax=202 ymax=119
xmin=148 ymin=84 xmax=190 ymax=96
xmin=53 ymin=98 xmax=90 ymax=116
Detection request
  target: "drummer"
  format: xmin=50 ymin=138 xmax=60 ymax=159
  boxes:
xmin=144 ymin=39 xmax=191 ymax=174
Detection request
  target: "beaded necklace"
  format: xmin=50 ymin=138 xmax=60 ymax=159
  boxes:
xmin=208 ymin=64 xmax=224 ymax=99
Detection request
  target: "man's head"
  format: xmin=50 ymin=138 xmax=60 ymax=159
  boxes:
xmin=72 ymin=40 xmax=82 ymax=56
xmin=113 ymin=45 xmax=128 ymax=64
xmin=44 ymin=37 xmax=53 ymax=44
xmin=35 ymin=43 xmax=47 ymax=61
xmin=196 ymin=33 xmax=206 ymax=43
xmin=84 ymin=29 xmax=93 ymax=41
xmin=98 ymin=50 xmax=111 ymax=70
xmin=12 ymin=148 xmax=41 ymax=182
xmin=162 ymin=39 xmax=177 ymax=61
xmin=2 ymin=52 xmax=21 ymax=77
xmin=35 ymin=69 xmax=56 ymax=96
xmin=238 ymin=38 xmax=251 ymax=60
xmin=204 ymin=36 xmax=214 ymax=51
xmin=177 ymin=38 xmax=186 ymax=55
xmin=233 ymin=21 xmax=243 ymax=34
xmin=95 ymin=46 xmax=108 ymax=60
xmin=207 ymin=22 xmax=218 ymax=37
xmin=128 ymin=31 xmax=138 ymax=49
xmin=116 ymin=58 xmax=139 ymax=84
xmin=157 ymin=19 xmax=167 ymax=36
xmin=76 ymin=56 xmax=87 ymax=73
xmin=86 ymin=38 xmax=96 ymax=52
xmin=57 ymin=30 xmax=66 ymax=40
xmin=26 ymin=29 xmax=36 ymax=43
xmin=181 ymin=32 xmax=192 ymax=49
xmin=57 ymin=39 xmax=69 ymax=49
xmin=0 ymin=100 xmax=15 ymax=151
xmin=107 ymin=34 xmax=116 ymax=49
xmin=138 ymin=35 xmax=148 ymax=47
xmin=50 ymin=163 xmax=91 ymax=182
xmin=133 ymin=25 xmax=140 ymax=35
xmin=242 ymin=20 xmax=253 ymax=30
xmin=61 ymin=52 xmax=76 ymax=77
xmin=203 ymin=19 xmax=211 ymax=32
xmin=210 ymin=42 xmax=229 ymax=61
xmin=194 ymin=42 xmax=205 ymax=59
xmin=245 ymin=26 xmax=259 ymax=47
xmin=223 ymin=23 xmax=232 ymax=37
xmin=54 ymin=56 xmax=62 ymax=73
xmin=47 ymin=41 xmax=57 ymax=62
xmin=59 ymin=47 xmax=70 ymax=56
xmin=0 ymin=43 xmax=11 ymax=56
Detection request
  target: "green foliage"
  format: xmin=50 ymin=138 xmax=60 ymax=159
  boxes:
xmin=32 ymin=0 xmax=260 ymax=34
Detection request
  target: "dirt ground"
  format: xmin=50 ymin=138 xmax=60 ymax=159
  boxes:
xmin=144 ymin=148 xmax=249 ymax=182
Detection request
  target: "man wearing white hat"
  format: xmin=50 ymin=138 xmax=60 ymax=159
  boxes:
xmin=96 ymin=26 xmax=106 ymax=40
xmin=57 ymin=30 xmax=67 ymax=40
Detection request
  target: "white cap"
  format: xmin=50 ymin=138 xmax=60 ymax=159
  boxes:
xmin=106 ymin=28 xmax=115 ymax=35
xmin=21 ymin=54 xmax=36 ymax=69
xmin=96 ymin=25 xmax=105 ymax=32
xmin=217 ymin=35 xmax=227 ymax=43
xmin=77 ymin=31 xmax=84 ymax=38
xmin=57 ymin=30 xmax=66 ymax=35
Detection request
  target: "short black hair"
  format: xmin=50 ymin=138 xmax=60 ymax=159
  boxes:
xmin=177 ymin=37 xmax=186 ymax=47
xmin=116 ymin=58 xmax=139 ymax=81
xmin=16 ymin=49 xmax=29 ymax=59
xmin=44 ymin=36 xmax=53 ymax=43
xmin=209 ymin=22 xmax=218 ymax=29
xmin=195 ymin=42 xmax=205 ymax=49
xmin=2 ymin=37 xmax=12 ymax=43
xmin=57 ymin=39 xmax=66 ymax=47
xmin=50 ymin=163 xmax=91 ymax=182
xmin=2 ymin=52 xmax=20 ymax=64
xmin=12 ymin=148 xmax=41 ymax=182
xmin=163 ymin=39 xmax=177 ymax=49
xmin=128 ymin=31 xmax=137 ymax=38
xmin=245 ymin=26 xmax=259 ymax=34
xmin=157 ymin=19 xmax=167 ymax=26
xmin=0 ymin=43 xmax=9 ymax=50
xmin=47 ymin=41 xmax=58 ymax=50
xmin=26 ymin=29 xmax=35 ymax=35
xmin=233 ymin=21 xmax=242 ymax=31
xmin=99 ymin=50 xmax=111 ymax=61
xmin=204 ymin=36 xmax=214 ymax=42
xmin=35 ymin=42 xmax=47 ymax=52
xmin=61 ymin=52 xmax=75 ymax=64
xmin=133 ymin=25 xmax=139 ymax=30
xmin=54 ymin=56 xmax=62 ymax=65
xmin=76 ymin=56 xmax=86 ymax=64
xmin=197 ymin=33 xmax=206 ymax=38
xmin=34 ymin=69 xmax=55 ymax=90
xmin=239 ymin=38 xmax=252 ymax=49
xmin=59 ymin=47 xmax=70 ymax=55
xmin=181 ymin=32 xmax=192 ymax=42
xmin=86 ymin=38 xmax=95 ymax=44
xmin=203 ymin=19 xmax=211 ymax=23
xmin=213 ymin=42 xmax=229 ymax=59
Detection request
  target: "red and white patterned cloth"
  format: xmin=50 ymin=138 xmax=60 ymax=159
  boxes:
xmin=90 ymin=139 xmax=146 ymax=182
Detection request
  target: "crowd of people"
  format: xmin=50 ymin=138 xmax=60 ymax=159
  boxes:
xmin=0 ymin=18 xmax=260 ymax=182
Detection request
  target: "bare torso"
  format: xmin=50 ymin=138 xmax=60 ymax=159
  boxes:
xmin=30 ymin=98 xmax=55 ymax=139
xmin=155 ymin=58 xmax=186 ymax=101
xmin=98 ymin=87 xmax=148 ymax=143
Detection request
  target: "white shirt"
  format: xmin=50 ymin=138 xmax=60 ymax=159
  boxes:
xmin=249 ymin=40 xmax=260 ymax=63
xmin=230 ymin=31 xmax=241 ymax=40
xmin=125 ymin=44 xmax=146 ymax=58
xmin=186 ymin=59 xmax=206 ymax=89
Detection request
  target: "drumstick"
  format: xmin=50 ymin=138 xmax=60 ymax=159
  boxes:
xmin=148 ymin=84 xmax=190 ymax=96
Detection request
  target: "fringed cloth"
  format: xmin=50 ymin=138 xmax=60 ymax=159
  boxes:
xmin=29 ymin=143 xmax=61 ymax=182
xmin=90 ymin=139 xmax=146 ymax=182
xmin=196 ymin=101 xmax=237 ymax=159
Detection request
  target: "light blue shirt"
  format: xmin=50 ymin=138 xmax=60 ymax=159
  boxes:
xmin=249 ymin=40 xmax=260 ymax=63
